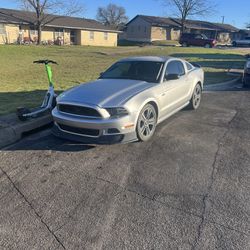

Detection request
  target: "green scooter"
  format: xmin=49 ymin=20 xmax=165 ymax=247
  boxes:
xmin=17 ymin=60 xmax=58 ymax=121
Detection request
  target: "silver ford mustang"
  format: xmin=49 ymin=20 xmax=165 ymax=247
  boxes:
xmin=52 ymin=56 xmax=204 ymax=144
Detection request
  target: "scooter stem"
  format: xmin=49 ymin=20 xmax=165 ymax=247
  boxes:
xmin=45 ymin=63 xmax=54 ymax=87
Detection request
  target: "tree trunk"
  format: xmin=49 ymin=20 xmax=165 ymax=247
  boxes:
xmin=181 ymin=18 xmax=185 ymax=34
xmin=38 ymin=24 xmax=42 ymax=45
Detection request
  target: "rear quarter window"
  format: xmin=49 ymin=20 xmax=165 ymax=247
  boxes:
xmin=185 ymin=62 xmax=193 ymax=71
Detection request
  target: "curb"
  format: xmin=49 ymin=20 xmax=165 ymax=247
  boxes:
xmin=204 ymin=76 xmax=241 ymax=91
xmin=0 ymin=113 xmax=52 ymax=149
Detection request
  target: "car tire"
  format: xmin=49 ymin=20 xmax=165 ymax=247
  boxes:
xmin=204 ymin=43 xmax=211 ymax=48
xmin=232 ymin=41 xmax=237 ymax=47
xmin=243 ymin=77 xmax=249 ymax=88
xmin=182 ymin=42 xmax=188 ymax=47
xmin=188 ymin=84 xmax=202 ymax=110
xmin=136 ymin=103 xmax=157 ymax=142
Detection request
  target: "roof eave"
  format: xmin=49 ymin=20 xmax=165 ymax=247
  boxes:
xmin=45 ymin=24 xmax=121 ymax=33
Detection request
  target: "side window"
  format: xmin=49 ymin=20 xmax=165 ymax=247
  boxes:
xmin=165 ymin=61 xmax=185 ymax=77
xmin=195 ymin=34 xmax=202 ymax=39
xmin=185 ymin=62 xmax=193 ymax=71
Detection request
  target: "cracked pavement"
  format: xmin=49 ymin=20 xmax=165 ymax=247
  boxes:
xmin=0 ymin=91 xmax=250 ymax=249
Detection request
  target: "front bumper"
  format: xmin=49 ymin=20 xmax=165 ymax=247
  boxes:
xmin=52 ymin=108 xmax=138 ymax=144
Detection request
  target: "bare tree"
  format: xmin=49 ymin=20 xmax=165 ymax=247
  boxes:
xmin=17 ymin=0 xmax=84 ymax=44
xmin=163 ymin=0 xmax=215 ymax=33
xmin=96 ymin=3 xmax=128 ymax=29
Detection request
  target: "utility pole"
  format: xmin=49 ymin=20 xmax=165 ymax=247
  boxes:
xmin=221 ymin=16 xmax=225 ymax=24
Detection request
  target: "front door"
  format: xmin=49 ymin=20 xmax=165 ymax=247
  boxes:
xmin=70 ymin=30 xmax=77 ymax=45
xmin=160 ymin=60 xmax=190 ymax=117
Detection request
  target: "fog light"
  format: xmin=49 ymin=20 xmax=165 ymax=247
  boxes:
xmin=107 ymin=128 xmax=120 ymax=134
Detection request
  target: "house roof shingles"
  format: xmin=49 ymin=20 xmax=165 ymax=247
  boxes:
xmin=0 ymin=8 xmax=119 ymax=32
xmin=129 ymin=14 xmax=239 ymax=33
xmin=136 ymin=15 xmax=181 ymax=28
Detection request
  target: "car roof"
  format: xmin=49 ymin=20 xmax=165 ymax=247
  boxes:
xmin=118 ymin=56 xmax=173 ymax=63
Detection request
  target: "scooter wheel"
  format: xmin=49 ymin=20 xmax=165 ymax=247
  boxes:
xmin=16 ymin=107 xmax=31 ymax=121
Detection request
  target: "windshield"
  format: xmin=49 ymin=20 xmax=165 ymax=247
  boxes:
xmin=100 ymin=61 xmax=164 ymax=83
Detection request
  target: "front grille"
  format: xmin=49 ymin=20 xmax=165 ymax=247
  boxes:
xmin=58 ymin=104 xmax=101 ymax=118
xmin=58 ymin=123 xmax=100 ymax=137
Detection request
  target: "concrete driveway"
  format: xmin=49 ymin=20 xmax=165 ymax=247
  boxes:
xmin=0 ymin=90 xmax=250 ymax=249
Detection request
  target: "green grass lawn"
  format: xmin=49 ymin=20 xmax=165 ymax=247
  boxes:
xmin=0 ymin=45 xmax=246 ymax=115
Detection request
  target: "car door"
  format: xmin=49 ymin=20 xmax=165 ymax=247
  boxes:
xmin=193 ymin=34 xmax=204 ymax=46
xmin=160 ymin=60 xmax=190 ymax=117
xmin=245 ymin=37 xmax=250 ymax=46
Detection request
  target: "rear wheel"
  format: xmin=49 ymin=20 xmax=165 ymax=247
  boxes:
xmin=16 ymin=107 xmax=31 ymax=121
xmin=136 ymin=104 xmax=157 ymax=142
xmin=232 ymin=41 xmax=237 ymax=47
xmin=204 ymin=43 xmax=211 ymax=48
xmin=243 ymin=77 xmax=249 ymax=88
xmin=188 ymin=84 xmax=202 ymax=110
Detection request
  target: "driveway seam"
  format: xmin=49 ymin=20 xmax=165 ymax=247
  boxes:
xmin=93 ymin=175 xmax=250 ymax=237
xmin=191 ymin=108 xmax=240 ymax=250
xmin=50 ymin=173 xmax=249 ymax=239
xmin=0 ymin=166 xmax=66 ymax=250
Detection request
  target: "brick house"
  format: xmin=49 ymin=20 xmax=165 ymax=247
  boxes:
xmin=0 ymin=8 xmax=120 ymax=46
xmin=122 ymin=15 xmax=240 ymax=43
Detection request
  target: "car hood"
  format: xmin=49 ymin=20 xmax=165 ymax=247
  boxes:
xmin=57 ymin=79 xmax=154 ymax=107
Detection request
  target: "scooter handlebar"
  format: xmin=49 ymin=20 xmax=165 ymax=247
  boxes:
xmin=33 ymin=60 xmax=58 ymax=65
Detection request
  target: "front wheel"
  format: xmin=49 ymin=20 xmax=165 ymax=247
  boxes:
xmin=136 ymin=104 xmax=157 ymax=142
xmin=188 ymin=84 xmax=202 ymax=110
xmin=204 ymin=43 xmax=211 ymax=48
xmin=232 ymin=41 xmax=237 ymax=47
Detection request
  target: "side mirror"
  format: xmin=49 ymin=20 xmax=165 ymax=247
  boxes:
xmin=165 ymin=73 xmax=180 ymax=81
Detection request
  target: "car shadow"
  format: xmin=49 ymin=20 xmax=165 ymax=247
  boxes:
xmin=2 ymin=126 xmax=96 ymax=152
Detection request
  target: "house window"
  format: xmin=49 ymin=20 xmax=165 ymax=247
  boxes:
xmin=104 ymin=32 xmax=108 ymax=40
xmin=54 ymin=28 xmax=64 ymax=38
xmin=0 ymin=24 xmax=5 ymax=34
xmin=30 ymin=29 xmax=38 ymax=36
xmin=89 ymin=31 xmax=94 ymax=40
xmin=29 ymin=26 xmax=38 ymax=36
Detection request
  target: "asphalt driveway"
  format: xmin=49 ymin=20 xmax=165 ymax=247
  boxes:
xmin=0 ymin=90 xmax=250 ymax=249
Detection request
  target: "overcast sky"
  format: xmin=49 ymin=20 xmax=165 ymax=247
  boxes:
xmin=1 ymin=0 xmax=249 ymax=29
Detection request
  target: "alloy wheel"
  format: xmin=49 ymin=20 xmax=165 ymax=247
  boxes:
xmin=192 ymin=84 xmax=201 ymax=109
xmin=137 ymin=104 xmax=157 ymax=141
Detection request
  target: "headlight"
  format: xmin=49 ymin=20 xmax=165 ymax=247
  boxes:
xmin=246 ymin=61 xmax=250 ymax=68
xmin=105 ymin=107 xmax=129 ymax=118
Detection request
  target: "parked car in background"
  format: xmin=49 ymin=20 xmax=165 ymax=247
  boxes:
xmin=52 ymin=56 xmax=204 ymax=144
xmin=232 ymin=37 xmax=250 ymax=47
xmin=179 ymin=33 xmax=217 ymax=48
xmin=243 ymin=57 xmax=250 ymax=87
